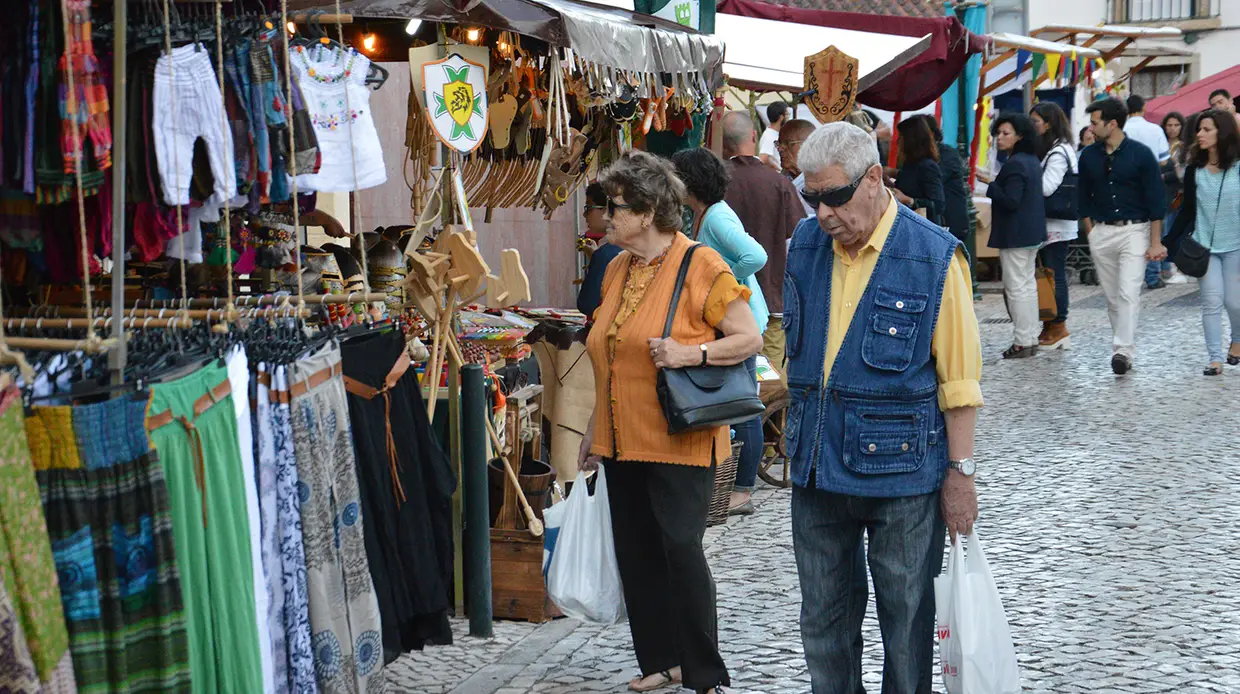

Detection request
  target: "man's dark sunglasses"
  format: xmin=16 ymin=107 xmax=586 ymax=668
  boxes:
xmin=800 ymin=170 xmax=868 ymax=209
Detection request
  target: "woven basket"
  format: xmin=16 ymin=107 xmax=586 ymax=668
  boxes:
xmin=706 ymin=442 xmax=743 ymax=527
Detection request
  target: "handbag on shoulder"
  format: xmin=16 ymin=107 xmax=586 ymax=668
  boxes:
xmin=1174 ymin=168 xmax=1227 ymax=278
xmin=655 ymin=245 xmax=765 ymax=434
xmin=1043 ymin=147 xmax=1079 ymax=221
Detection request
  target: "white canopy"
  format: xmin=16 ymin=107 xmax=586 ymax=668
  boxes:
xmin=714 ymin=13 xmax=931 ymax=93
xmin=989 ymin=32 xmax=1101 ymax=58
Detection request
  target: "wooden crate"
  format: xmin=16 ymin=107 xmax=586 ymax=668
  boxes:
xmin=490 ymin=528 xmax=561 ymax=623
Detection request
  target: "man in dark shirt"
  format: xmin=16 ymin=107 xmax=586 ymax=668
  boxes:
xmin=577 ymin=183 xmax=622 ymax=319
xmin=1079 ymin=97 xmax=1168 ymax=375
xmin=722 ymin=111 xmax=805 ymax=381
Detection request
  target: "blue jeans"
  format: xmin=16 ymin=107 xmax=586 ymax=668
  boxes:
xmin=1146 ymin=211 xmax=1178 ymax=285
xmin=731 ymin=357 xmax=763 ymax=493
xmin=1201 ymin=249 xmax=1240 ymax=364
xmin=1039 ymin=240 xmax=1071 ymax=323
xmin=793 ymin=486 xmax=945 ymax=694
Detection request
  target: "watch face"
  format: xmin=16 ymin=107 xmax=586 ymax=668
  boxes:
xmin=958 ymin=459 xmax=976 ymax=475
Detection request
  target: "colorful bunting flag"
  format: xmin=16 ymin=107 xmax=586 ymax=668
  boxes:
xmin=1046 ymin=54 xmax=1062 ymax=85
xmin=1015 ymin=49 xmax=1030 ymax=80
xmin=1031 ymin=53 xmax=1045 ymax=82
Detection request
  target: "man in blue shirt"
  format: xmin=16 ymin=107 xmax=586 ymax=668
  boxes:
xmin=1079 ymin=98 xmax=1168 ymax=375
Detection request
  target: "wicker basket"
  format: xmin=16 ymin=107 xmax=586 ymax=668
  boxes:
xmin=706 ymin=442 xmax=743 ymax=527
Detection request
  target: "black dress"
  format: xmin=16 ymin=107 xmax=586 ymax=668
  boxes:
xmin=341 ymin=329 xmax=456 ymax=660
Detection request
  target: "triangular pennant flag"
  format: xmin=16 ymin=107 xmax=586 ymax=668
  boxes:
xmin=1046 ymin=54 xmax=1062 ymax=84
xmin=1031 ymin=53 xmax=1046 ymax=81
xmin=1070 ymin=50 xmax=1079 ymax=84
xmin=1015 ymin=49 xmax=1030 ymax=79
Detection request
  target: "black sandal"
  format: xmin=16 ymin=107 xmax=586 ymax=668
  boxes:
xmin=1204 ymin=364 xmax=1224 ymax=376
xmin=1002 ymin=344 xmax=1038 ymax=359
xmin=1228 ymin=354 xmax=1240 ymax=366
xmin=630 ymin=670 xmax=679 ymax=692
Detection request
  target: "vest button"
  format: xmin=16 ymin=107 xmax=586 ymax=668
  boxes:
xmin=896 ymin=301 xmax=905 ymax=309
xmin=888 ymin=327 xmax=897 ymax=336
xmin=868 ymin=443 xmax=877 ymax=452
xmin=901 ymin=442 xmax=909 ymax=451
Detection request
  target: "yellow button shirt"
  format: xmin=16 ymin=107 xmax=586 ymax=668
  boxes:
xmin=823 ymin=195 xmax=983 ymax=411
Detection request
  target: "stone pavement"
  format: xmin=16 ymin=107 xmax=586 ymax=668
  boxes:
xmin=388 ymin=280 xmax=1240 ymax=694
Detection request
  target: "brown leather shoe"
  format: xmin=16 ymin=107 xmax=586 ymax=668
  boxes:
xmin=1040 ymin=322 xmax=1070 ymax=350
xmin=1038 ymin=322 xmax=1051 ymax=344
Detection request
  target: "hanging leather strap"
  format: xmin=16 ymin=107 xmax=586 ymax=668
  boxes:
xmin=342 ymin=350 xmax=412 ymax=506
xmin=146 ymin=377 xmax=232 ymax=529
xmin=662 ymin=244 xmax=702 ymax=339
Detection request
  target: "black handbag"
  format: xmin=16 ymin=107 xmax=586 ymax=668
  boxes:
xmin=655 ymin=244 xmax=765 ymax=434
xmin=1044 ymin=147 xmax=1079 ymax=220
xmin=1174 ymin=168 xmax=1226 ymax=278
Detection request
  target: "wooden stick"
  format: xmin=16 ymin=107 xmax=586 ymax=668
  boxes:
xmin=1 ymin=336 xmax=121 ymax=353
xmin=5 ymin=318 xmax=193 ymax=330
xmin=483 ymin=414 xmax=545 ymax=537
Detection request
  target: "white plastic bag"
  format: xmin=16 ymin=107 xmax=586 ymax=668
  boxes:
xmin=544 ymin=469 xmax=627 ymax=624
xmin=934 ymin=531 xmax=1021 ymax=694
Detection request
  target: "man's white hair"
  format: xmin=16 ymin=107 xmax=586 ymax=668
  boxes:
xmin=798 ymin=121 xmax=880 ymax=180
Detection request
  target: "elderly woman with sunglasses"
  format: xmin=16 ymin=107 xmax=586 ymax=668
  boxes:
xmin=787 ymin=122 xmax=982 ymax=693
xmin=576 ymin=150 xmax=762 ymax=694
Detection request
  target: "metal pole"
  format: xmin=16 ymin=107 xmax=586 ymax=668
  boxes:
xmin=109 ymin=0 xmax=128 ymax=384
xmin=460 ymin=363 xmax=493 ymax=637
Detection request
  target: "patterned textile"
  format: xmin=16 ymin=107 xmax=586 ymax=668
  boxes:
xmin=58 ymin=0 xmax=111 ymax=173
xmin=0 ymin=564 xmax=42 ymax=694
xmin=289 ymin=348 xmax=385 ymax=694
xmin=38 ymin=446 xmax=192 ymax=693
xmin=269 ymin=366 xmax=317 ymax=694
xmin=25 ymin=406 xmax=82 ymax=470
xmin=253 ymin=365 xmax=290 ymax=694
xmin=69 ymin=395 xmax=152 ymax=470
xmin=0 ymin=387 xmax=74 ymax=687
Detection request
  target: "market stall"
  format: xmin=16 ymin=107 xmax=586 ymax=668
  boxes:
xmin=0 ymin=1 xmax=729 ymax=692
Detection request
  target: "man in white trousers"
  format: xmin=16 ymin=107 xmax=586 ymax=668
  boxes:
xmin=1078 ymin=98 xmax=1168 ymax=375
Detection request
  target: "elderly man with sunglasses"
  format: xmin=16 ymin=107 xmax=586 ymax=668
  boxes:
xmin=785 ymin=122 xmax=982 ymax=694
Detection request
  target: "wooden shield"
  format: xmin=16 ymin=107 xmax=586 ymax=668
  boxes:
xmin=804 ymin=46 xmax=859 ymax=124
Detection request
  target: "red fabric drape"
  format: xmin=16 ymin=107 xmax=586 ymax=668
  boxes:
xmin=716 ymin=0 xmax=988 ymax=111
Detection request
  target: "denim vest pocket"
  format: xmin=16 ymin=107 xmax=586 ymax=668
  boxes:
xmin=782 ymin=276 xmax=803 ymax=358
xmin=841 ymin=396 xmax=928 ymax=475
xmin=783 ymin=387 xmax=808 ymax=462
xmin=862 ymin=313 xmax=918 ymax=371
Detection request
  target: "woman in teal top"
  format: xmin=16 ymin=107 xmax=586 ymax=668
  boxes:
xmin=673 ymin=147 xmax=769 ymax=514
xmin=1170 ymin=110 xmax=1240 ymax=375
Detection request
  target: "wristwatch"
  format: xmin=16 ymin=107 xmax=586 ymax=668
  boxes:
xmin=699 ymin=343 xmax=709 ymax=366
xmin=949 ymin=457 xmax=976 ymax=476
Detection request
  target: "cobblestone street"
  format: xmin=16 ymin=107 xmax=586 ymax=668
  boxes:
xmin=389 ymin=281 xmax=1240 ymax=694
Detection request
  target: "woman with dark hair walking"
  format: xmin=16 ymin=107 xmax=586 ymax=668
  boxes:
xmin=891 ymin=117 xmax=946 ymax=226
xmin=671 ymin=147 xmax=769 ymax=515
xmin=1154 ymin=112 xmax=1192 ymax=286
xmin=1030 ymin=102 xmax=1078 ymax=349
xmin=1166 ymin=110 xmax=1240 ymax=375
xmin=988 ymin=112 xmax=1047 ymax=358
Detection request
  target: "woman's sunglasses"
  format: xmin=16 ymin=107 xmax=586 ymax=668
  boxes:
xmin=606 ymin=198 xmax=633 ymax=216
xmin=800 ymin=170 xmax=868 ymax=209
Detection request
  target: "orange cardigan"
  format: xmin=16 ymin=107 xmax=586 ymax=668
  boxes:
xmin=586 ymin=233 xmax=734 ymax=467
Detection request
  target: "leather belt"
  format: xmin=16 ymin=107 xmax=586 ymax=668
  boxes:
xmin=287 ymin=362 xmax=342 ymax=400
xmin=146 ymin=377 xmax=232 ymax=529
xmin=1101 ymin=219 xmax=1149 ymax=227
xmin=342 ymin=350 xmax=412 ymax=506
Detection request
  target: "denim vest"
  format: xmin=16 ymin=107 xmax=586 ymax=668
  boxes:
xmin=783 ymin=205 xmax=959 ymax=498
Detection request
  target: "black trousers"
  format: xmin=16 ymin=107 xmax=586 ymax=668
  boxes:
xmin=604 ymin=459 xmax=730 ymax=691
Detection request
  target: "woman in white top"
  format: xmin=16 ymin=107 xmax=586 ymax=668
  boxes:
xmin=1030 ymin=102 xmax=1078 ymax=350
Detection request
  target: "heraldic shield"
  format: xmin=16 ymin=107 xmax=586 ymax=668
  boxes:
xmin=423 ymin=52 xmax=490 ymax=153
xmin=804 ymin=46 xmax=858 ymax=124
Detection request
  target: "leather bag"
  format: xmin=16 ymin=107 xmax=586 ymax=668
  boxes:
xmin=1175 ymin=167 xmax=1228 ymax=278
xmin=1035 ymin=261 xmax=1057 ymax=322
xmin=655 ymin=245 xmax=765 ymax=434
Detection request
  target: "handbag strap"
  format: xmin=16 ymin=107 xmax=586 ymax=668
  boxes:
xmin=662 ymin=243 xmax=702 ymax=339
xmin=1205 ymin=166 xmax=1228 ymax=250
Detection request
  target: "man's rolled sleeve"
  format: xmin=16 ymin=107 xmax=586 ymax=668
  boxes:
xmin=932 ymin=249 xmax=984 ymax=410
